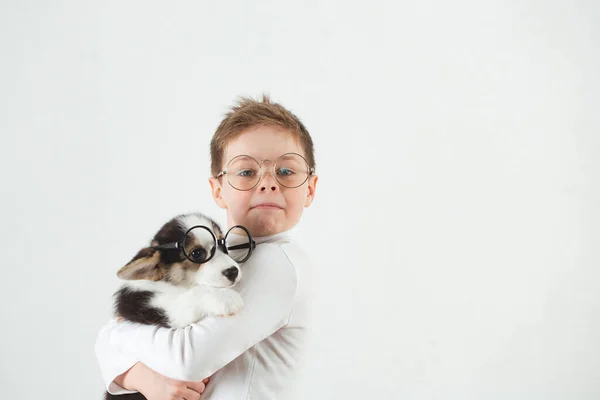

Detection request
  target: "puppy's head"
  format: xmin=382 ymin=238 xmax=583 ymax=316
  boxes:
xmin=117 ymin=213 xmax=241 ymax=288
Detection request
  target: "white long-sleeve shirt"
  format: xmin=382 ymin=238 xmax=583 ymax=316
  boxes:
xmin=95 ymin=227 xmax=314 ymax=399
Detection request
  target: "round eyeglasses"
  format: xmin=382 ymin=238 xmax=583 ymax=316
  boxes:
xmin=216 ymin=152 xmax=315 ymax=191
xmin=151 ymin=225 xmax=256 ymax=263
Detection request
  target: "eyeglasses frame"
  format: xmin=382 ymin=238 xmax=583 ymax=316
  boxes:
xmin=216 ymin=152 xmax=315 ymax=191
xmin=151 ymin=224 xmax=256 ymax=263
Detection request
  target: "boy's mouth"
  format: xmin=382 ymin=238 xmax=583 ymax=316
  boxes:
xmin=251 ymin=203 xmax=284 ymax=210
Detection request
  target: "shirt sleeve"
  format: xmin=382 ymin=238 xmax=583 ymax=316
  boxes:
xmin=94 ymin=319 xmax=139 ymax=394
xmin=95 ymin=243 xmax=298 ymax=383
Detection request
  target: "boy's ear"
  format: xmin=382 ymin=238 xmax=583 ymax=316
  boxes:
xmin=209 ymin=177 xmax=228 ymax=209
xmin=117 ymin=248 xmax=163 ymax=281
xmin=304 ymin=175 xmax=318 ymax=208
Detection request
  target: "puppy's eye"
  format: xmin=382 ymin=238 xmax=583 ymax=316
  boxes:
xmin=189 ymin=248 xmax=206 ymax=262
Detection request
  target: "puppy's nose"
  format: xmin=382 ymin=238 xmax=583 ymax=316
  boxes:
xmin=222 ymin=266 xmax=239 ymax=282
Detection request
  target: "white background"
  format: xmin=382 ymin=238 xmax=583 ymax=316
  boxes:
xmin=1 ymin=1 xmax=599 ymax=399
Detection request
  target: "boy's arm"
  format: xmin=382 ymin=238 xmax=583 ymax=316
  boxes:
xmin=95 ymin=243 xmax=297 ymax=384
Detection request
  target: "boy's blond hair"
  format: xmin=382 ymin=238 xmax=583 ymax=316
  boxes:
xmin=210 ymin=94 xmax=315 ymax=178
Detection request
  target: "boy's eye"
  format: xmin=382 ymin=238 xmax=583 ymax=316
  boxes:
xmin=277 ymin=167 xmax=294 ymax=176
xmin=237 ymin=169 xmax=257 ymax=177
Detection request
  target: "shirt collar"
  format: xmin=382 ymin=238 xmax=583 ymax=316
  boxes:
xmin=227 ymin=225 xmax=302 ymax=246
xmin=253 ymin=225 xmax=301 ymax=244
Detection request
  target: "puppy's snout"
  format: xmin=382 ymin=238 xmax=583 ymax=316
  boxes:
xmin=222 ymin=266 xmax=239 ymax=282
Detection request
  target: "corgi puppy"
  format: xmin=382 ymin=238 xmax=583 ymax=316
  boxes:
xmin=104 ymin=212 xmax=249 ymax=400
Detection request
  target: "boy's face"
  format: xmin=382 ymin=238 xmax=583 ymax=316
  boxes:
xmin=209 ymin=125 xmax=318 ymax=237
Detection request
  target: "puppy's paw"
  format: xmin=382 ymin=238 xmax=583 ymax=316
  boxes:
xmin=215 ymin=289 xmax=244 ymax=316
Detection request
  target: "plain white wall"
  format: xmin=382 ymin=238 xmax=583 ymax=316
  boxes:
xmin=1 ymin=1 xmax=599 ymax=399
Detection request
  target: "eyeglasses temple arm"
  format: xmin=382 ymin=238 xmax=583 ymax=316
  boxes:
xmin=151 ymin=242 xmax=179 ymax=250
xmin=226 ymin=240 xmax=257 ymax=251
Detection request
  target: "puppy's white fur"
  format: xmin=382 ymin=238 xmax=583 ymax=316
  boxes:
xmin=127 ymin=280 xmax=244 ymax=328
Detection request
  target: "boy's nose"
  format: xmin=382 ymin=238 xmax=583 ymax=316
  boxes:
xmin=260 ymin=184 xmax=278 ymax=192
xmin=259 ymin=173 xmax=279 ymax=192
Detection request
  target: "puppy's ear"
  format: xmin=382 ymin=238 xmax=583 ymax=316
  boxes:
xmin=117 ymin=247 xmax=163 ymax=281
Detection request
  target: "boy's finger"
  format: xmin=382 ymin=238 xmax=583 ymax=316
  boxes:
xmin=183 ymin=387 xmax=202 ymax=400
xmin=203 ymin=378 xmax=210 ymax=384
xmin=185 ymin=381 xmax=206 ymax=394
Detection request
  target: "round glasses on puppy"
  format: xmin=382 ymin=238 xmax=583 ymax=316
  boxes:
xmin=216 ymin=152 xmax=315 ymax=191
xmin=152 ymin=225 xmax=256 ymax=263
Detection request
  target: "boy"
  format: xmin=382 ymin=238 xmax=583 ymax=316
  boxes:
xmin=95 ymin=95 xmax=318 ymax=399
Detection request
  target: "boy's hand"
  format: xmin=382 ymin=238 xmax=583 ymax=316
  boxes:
xmin=116 ymin=362 xmax=210 ymax=400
